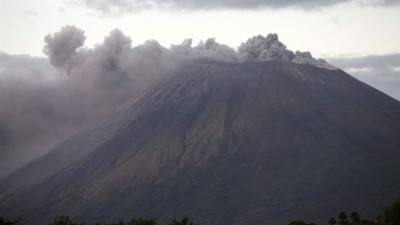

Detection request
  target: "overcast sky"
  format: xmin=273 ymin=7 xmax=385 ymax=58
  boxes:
xmin=0 ymin=0 xmax=399 ymax=99
xmin=1 ymin=0 xmax=400 ymax=58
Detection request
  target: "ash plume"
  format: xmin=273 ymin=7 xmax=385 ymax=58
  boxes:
xmin=171 ymin=38 xmax=238 ymax=63
xmin=0 ymin=26 xmax=335 ymax=179
xmin=238 ymin=33 xmax=295 ymax=61
xmin=43 ymin=25 xmax=86 ymax=74
xmin=238 ymin=34 xmax=336 ymax=69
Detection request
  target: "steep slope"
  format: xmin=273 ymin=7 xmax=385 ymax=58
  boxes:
xmin=1 ymin=60 xmax=400 ymax=225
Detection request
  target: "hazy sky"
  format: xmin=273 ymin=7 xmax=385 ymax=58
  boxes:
xmin=1 ymin=0 xmax=399 ymax=57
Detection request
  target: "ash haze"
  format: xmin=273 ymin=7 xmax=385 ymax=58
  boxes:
xmin=0 ymin=0 xmax=400 ymax=180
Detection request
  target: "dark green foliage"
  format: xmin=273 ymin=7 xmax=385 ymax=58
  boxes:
xmin=94 ymin=218 xmax=157 ymax=225
xmin=2 ymin=201 xmax=399 ymax=225
xmin=288 ymin=201 xmax=400 ymax=225
xmin=0 ymin=217 xmax=17 ymax=225
xmin=48 ymin=215 xmax=82 ymax=225
xmin=169 ymin=217 xmax=196 ymax=225
xmin=350 ymin=212 xmax=361 ymax=224
xmin=324 ymin=211 xmax=373 ymax=225
xmin=377 ymin=201 xmax=400 ymax=225
xmin=326 ymin=210 xmax=374 ymax=225
xmin=127 ymin=218 xmax=158 ymax=225
xmin=338 ymin=211 xmax=349 ymax=225
xmin=329 ymin=218 xmax=337 ymax=225
xmin=288 ymin=220 xmax=316 ymax=225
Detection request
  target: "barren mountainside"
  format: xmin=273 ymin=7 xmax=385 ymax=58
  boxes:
xmin=1 ymin=60 xmax=400 ymax=225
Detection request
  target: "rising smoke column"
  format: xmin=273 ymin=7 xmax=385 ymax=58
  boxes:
xmin=0 ymin=25 xmax=338 ymax=179
xmin=238 ymin=33 xmax=295 ymax=61
xmin=43 ymin=25 xmax=86 ymax=74
xmin=238 ymin=33 xmax=336 ymax=69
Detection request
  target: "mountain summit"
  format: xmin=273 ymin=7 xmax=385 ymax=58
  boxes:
xmin=1 ymin=46 xmax=400 ymax=224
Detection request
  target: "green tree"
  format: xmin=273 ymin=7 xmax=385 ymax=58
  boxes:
xmin=0 ymin=217 xmax=18 ymax=225
xmin=329 ymin=218 xmax=337 ymax=225
xmin=377 ymin=201 xmax=400 ymax=225
xmin=48 ymin=215 xmax=82 ymax=225
xmin=128 ymin=218 xmax=158 ymax=225
xmin=170 ymin=217 xmax=196 ymax=225
xmin=350 ymin=212 xmax=361 ymax=224
xmin=339 ymin=211 xmax=349 ymax=225
xmin=288 ymin=220 xmax=317 ymax=225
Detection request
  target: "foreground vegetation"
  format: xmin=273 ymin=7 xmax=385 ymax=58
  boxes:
xmin=1 ymin=201 xmax=399 ymax=225
xmin=288 ymin=201 xmax=400 ymax=225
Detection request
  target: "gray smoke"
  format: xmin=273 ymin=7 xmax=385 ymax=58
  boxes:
xmin=0 ymin=26 xmax=336 ymax=179
xmin=171 ymin=38 xmax=238 ymax=63
xmin=0 ymin=53 xmax=81 ymax=179
xmin=0 ymin=28 xmax=180 ymax=179
xmin=43 ymin=25 xmax=86 ymax=73
xmin=238 ymin=34 xmax=336 ymax=69
xmin=238 ymin=34 xmax=294 ymax=61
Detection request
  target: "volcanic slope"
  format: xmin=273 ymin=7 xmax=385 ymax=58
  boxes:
xmin=1 ymin=60 xmax=400 ymax=225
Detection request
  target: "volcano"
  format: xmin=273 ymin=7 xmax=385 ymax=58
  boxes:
xmin=1 ymin=60 xmax=400 ymax=225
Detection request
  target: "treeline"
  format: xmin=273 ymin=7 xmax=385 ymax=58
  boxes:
xmin=289 ymin=201 xmax=400 ymax=225
xmin=1 ymin=201 xmax=399 ymax=225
